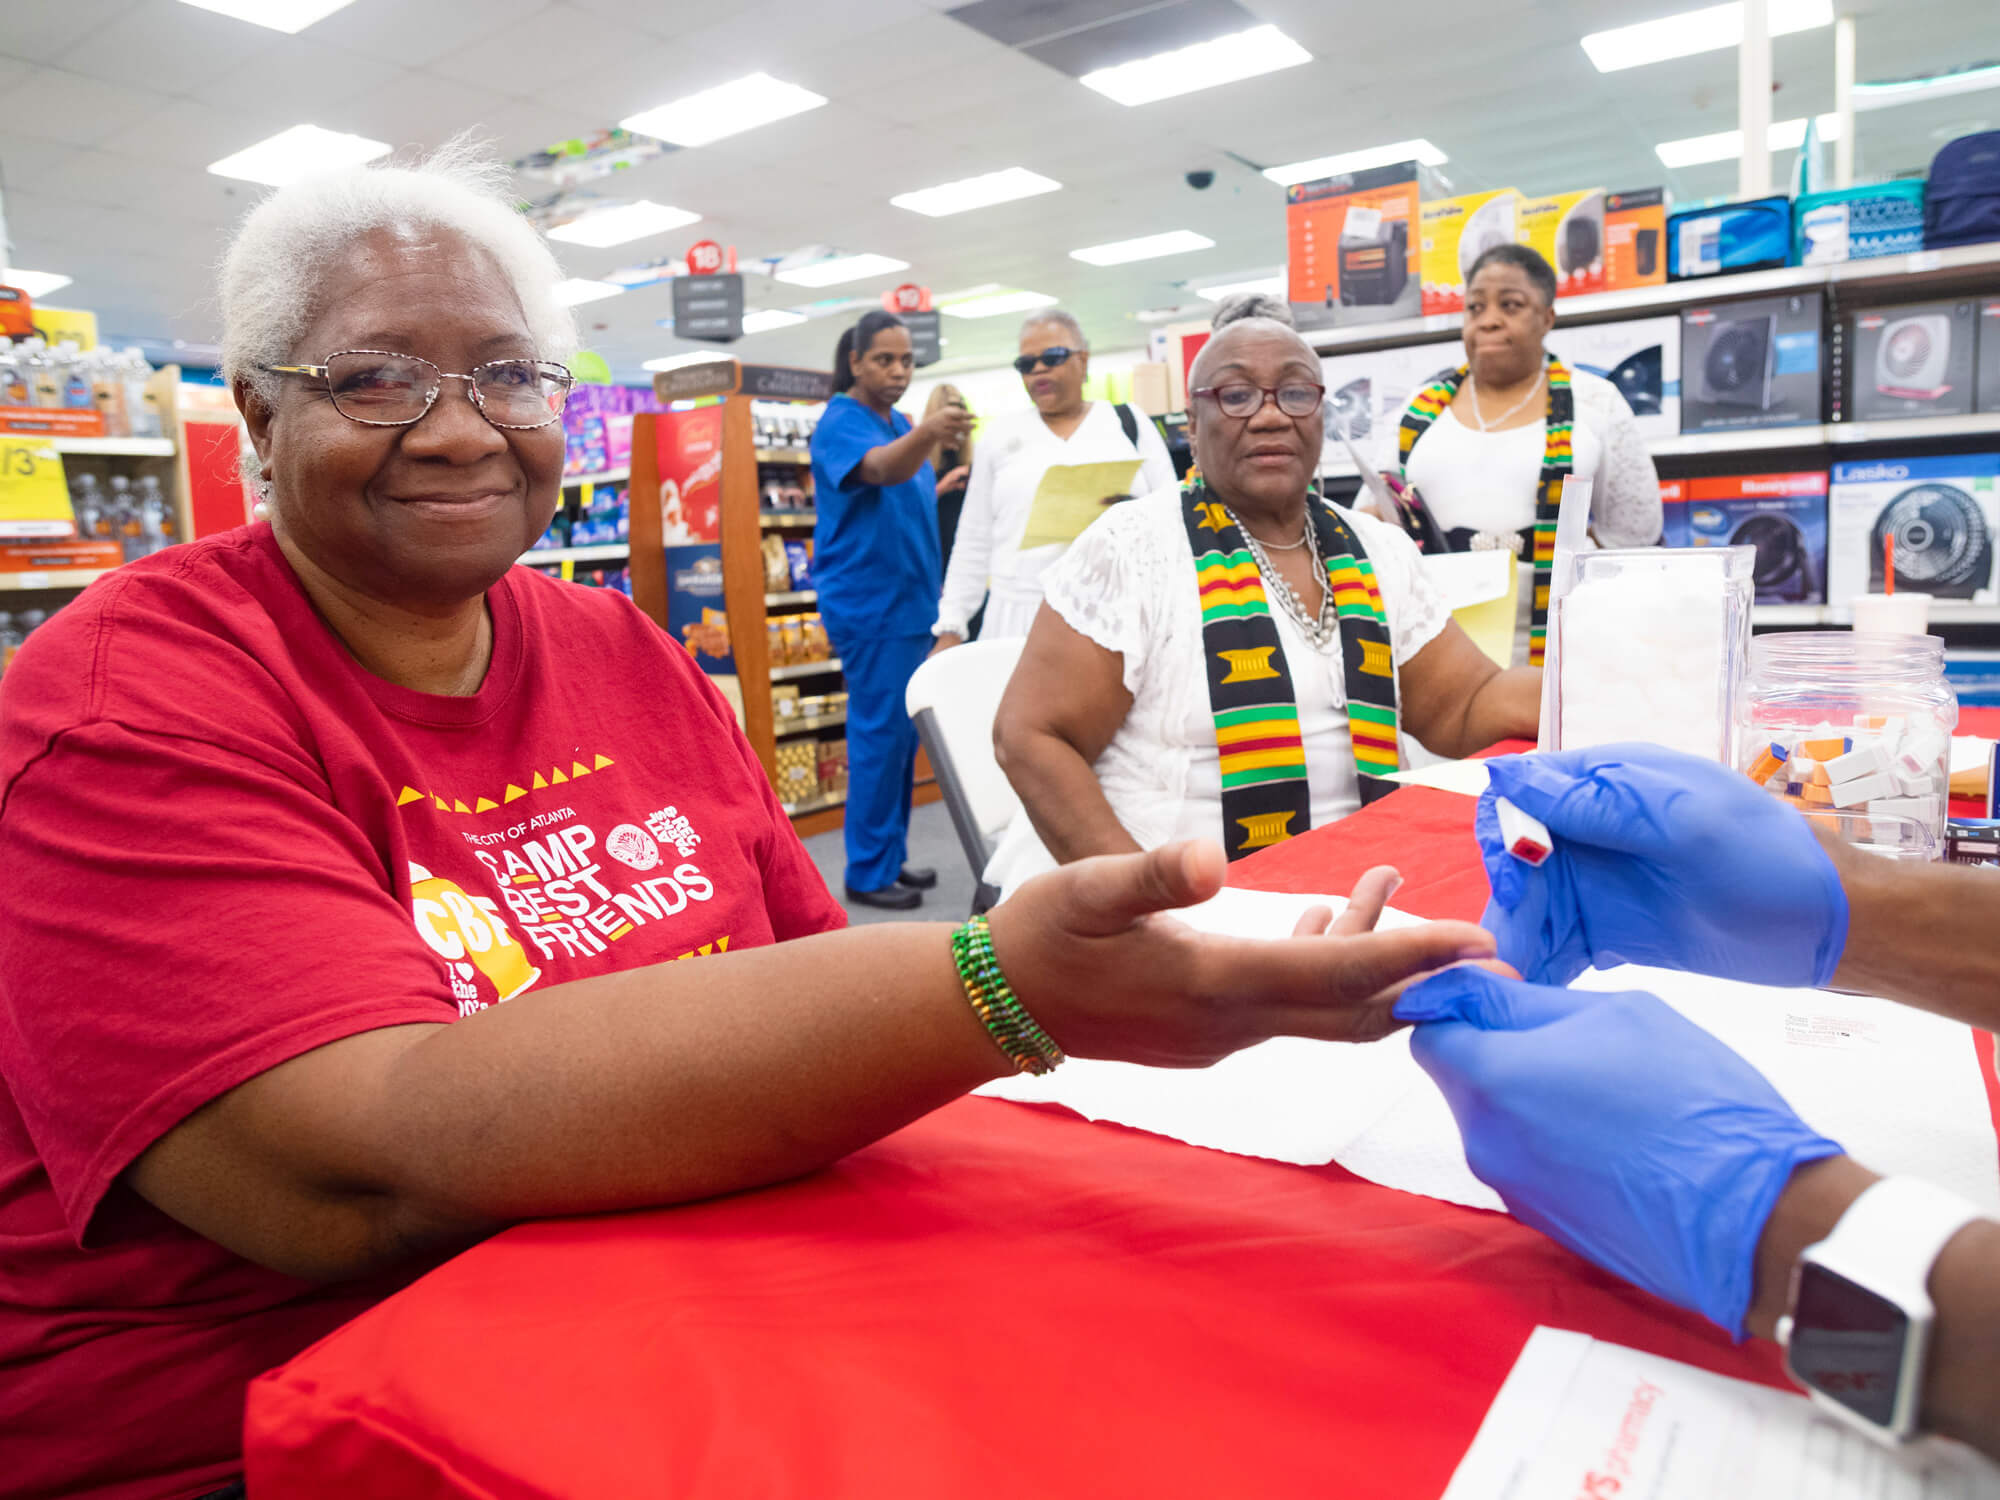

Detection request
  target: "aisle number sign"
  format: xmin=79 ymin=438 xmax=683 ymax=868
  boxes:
xmin=0 ymin=438 xmax=76 ymax=539
xmin=686 ymin=240 xmax=725 ymax=275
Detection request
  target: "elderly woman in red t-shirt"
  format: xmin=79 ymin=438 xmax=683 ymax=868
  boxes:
xmin=0 ymin=146 xmax=1494 ymax=1499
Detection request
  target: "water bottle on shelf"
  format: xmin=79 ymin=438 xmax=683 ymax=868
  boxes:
xmin=136 ymin=476 xmax=171 ymax=555
xmin=0 ymin=342 xmax=23 ymax=407
xmin=70 ymin=473 xmax=103 ymax=543
xmin=23 ymin=340 xmax=61 ymax=409
xmin=0 ymin=612 xmax=17 ymax=674
xmin=58 ymin=343 xmax=92 ymax=409
xmin=122 ymin=349 xmax=161 ymax=438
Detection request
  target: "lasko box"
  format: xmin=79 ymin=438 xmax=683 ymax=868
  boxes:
xmin=1420 ymin=188 xmax=1524 ymax=315
xmin=1518 ymin=189 xmax=1606 ymax=298
xmin=1828 ymin=453 xmax=2000 ymax=605
xmin=1604 ymin=188 xmax=1668 ymax=290
xmin=1847 ymin=299 xmax=1980 ymax=421
xmin=1680 ymin=291 xmax=1825 ymax=432
xmin=1286 ymin=161 xmax=1440 ymax=331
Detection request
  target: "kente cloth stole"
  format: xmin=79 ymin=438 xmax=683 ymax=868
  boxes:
xmin=1181 ymin=480 xmax=1400 ymax=862
xmin=1395 ymin=353 xmax=1574 ymax=666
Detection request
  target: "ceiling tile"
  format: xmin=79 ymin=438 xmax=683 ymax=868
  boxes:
xmin=325 ymin=69 xmax=535 ymax=155
xmin=2 ymin=67 xmax=169 ymax=147
xmin=0 ymin=0 xmax=145 ymax=65
xmin=427 ymin=3 xmax=644 ymax=97
xmin=192 ymin=35 xmax=406 ymax=114
xmin=52 ymin=0 xmax=277 ymax=93
xmin=300 ymin=0 xmax=554 ymax=67
xmin=92 ymin=97 xmax=290 ymax=171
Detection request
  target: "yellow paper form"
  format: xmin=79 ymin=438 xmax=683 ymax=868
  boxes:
xmin=1018 ymin=459 xmax=1143 ymax=550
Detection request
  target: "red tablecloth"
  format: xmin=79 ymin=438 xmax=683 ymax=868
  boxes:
xmin=244 ymin=750 xmax=1998 ymax=1499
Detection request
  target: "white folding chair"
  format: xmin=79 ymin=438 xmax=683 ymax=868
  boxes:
xmin=905 ymin=638 xmax=1026 ymax=914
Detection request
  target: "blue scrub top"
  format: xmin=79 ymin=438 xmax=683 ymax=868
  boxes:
xmin=809 ymin=393 xmax=941 ymax=637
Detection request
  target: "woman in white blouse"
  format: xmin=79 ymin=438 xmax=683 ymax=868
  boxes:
xmin=1372 ymin=243 xmax=1660 ymax=666
xmin=988 ymin=317 xmax=1540 ymax=892
xmin=932 ymin=309 xmax=1176 ymax=648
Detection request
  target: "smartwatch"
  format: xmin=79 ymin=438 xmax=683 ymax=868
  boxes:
xmin=1777 ymin=1176 xmax=1984 ymax=1444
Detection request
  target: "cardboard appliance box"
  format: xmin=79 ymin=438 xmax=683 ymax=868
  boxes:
xmin=1317 ymin=341 xmax=1463 ymax=476
xmin=1286 ymin=160 xmax=1440 ymax=331
xmin=1794 ymin=181 xmax=1926 ymax=264
xmin=1679 ymin=292 xmax=1824 ymax=432
xmin=1977 ymin=298 xmax=2000 ymax=413
xmin=1421 ymin=188 xmax=1524 ymax=315
xmin=1667 ymin=195 xmax=1792 ymax=280
xmin=1670 ymin=471 xmax=1829 ymax=604
xmin=1846 ymin=299 xmax=1979 ymax=421
xmin=1604 ymin=188 xmax=1668 ymax=290
xmin=1544 ymin=315 xmax=1682 ymax=442
xmin=1518 ymin=189 xmax=1606 ymax=298
xmin=1827 ymin=453 xmax=2000 ymax=605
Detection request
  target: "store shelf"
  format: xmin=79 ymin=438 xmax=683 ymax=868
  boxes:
xmin=755 ymin=449 xmax=811 ymax=466
xmin=769 ymin=657 xmax=842 ymax=681
xmin=1826 ymin=242 xmax=2000 ymax=293
xmin=519 ymin=543 xmax=630 ymax=565
xmin=774 ymin=710 xmax=848 ymax=739
xmin=760 ymin=509 xmax=817 ymax=528
xmin=1752 ymin=602 xmax=2000 ymax=628
xmin=560 ymin=467 xmax=628 ymax=487
xmin=782 ymin=788 xmax=847 ymax=818
xmin=1648 ymin=412 xmax=2000 ymax=459
xmin=1752 ymin=604 xmax=1828 ymax=627
xmin=1648 ymin=425 xmax=1827 ymax=457
xmin=46 ymin=436 xmax=176 ymax=457
xmin=1827 ymin=412 xmax=2000 ymax=446
xmin=0 ymin=567 xmax=116 ymax=591
xmin=766 ymin=588 xmax=817 ymax=606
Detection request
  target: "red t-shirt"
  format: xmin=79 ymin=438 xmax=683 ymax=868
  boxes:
xmin=0 ymin=524 xmax=845 ymax=1500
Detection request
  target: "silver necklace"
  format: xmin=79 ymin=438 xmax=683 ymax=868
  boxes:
xmin=1465 ymin=368 xmax=1544 ymax=432
xmin=1227 ymin=505 xmax=1337 ymax=649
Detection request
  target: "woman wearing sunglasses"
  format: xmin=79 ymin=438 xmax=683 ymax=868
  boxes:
xmin=932 ymin=310 xmax=1175 ymax=651
xmin=988 ymin=316 xmax=1542 ymax=894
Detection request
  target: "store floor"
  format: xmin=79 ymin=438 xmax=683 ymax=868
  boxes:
xmin=801 ymin=800 xmax=981 ymax=924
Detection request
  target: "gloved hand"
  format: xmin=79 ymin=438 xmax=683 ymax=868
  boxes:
xmin=1396 ymin=967 xmax=1843 ymax=1338
xmin=1477 ymin=743 xmax=1848 ymax=988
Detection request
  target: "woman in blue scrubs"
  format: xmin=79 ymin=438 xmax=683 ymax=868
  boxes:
xmin=810 ymin=311 xmax=973 ymax=909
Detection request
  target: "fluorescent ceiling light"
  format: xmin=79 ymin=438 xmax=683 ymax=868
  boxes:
xmin=773 ymin=253 xmax=909 ymax=288
xmin=1582 ymin=0 xmax=1831 ymax=73
xmin=620 ymin=72 xmax=827 ymax=148
xmin=175 ymin=0 xmax=357 ymax=31
xmin=939 ymin=290 xmax=1059 ymax=319
xmin=891 ymin=167 xmax=1062 ymax=217
xmin=1070 ymin=229 xmax=1215 ymax=267
xmin=2 ymin=269 xmax=72 ymax=297
xmin=206 ymin=123 xmax=392 ymax=186
xmin=1262 ymin=138 xmax=1447 ymax=186
xmin=1655 ymin=112 xmax=1841 ymax=168
xmin=1855 ymin=62 xmax=2000 ymax=111
xmin=741 ymin=308 xmax=808 ymax=333
xmin=552 ymin=278 xmax=624 ymax=307
xmin=1081 ymin=24 xmax=1311 ymax=107
xmin=546 ymin=200 xmax=701 ymax=248
xmin=1195 ymin=275 xmax=1286 ymax=302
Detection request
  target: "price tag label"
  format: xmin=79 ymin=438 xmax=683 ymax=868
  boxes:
xmin=0 ymin=438 xmax=75 ymax=539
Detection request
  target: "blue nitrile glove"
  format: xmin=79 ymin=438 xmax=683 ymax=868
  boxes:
xmin=1477 ymin=743 xmax=1848 ymax=989
xmin=1396 ymin=967 xmax=1844 ymax=1339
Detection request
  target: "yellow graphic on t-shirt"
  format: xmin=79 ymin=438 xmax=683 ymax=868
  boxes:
xmin=408 ymin=863 xmax=542 ymax=1003
xmin=394 ymin=754 xmax=620 ymax=817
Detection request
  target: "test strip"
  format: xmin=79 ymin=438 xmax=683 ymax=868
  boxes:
xmin=1747 ymin=742 xmax=1790 ymax=785
xmin=1494 ymin=797 xmax=1552 ymax=867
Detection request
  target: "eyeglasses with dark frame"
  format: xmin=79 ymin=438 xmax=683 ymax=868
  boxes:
xmin=1012 ymin=346 xmax=1077 ymax=377
xmin=264 ymin=349 xmax=575 ymax=430
xmin=1191 ymin=382 xmax=1326 ymax=420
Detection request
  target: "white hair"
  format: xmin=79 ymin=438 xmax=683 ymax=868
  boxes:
xmin=1021 ymin=307 xmax=1088 ymax=351
xmin=219 ymin=136 xmax=577 ymax=406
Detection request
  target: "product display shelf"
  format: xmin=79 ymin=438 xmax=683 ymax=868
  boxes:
xmin=0 ymin=566 xmax=117 ymax=592
xmin=773 ymin=709 xmax=847 ymax=740
xmin=780 ymin=788 xmax=847 ymax=818
xmin=754 ymin=449 xmax=810 ymax=466
xmin=49 ymin=435 xmax=175 ymax=458
xmin=760 ymin=509 xmax=816 ymax=528
xmin=769 ymin=657 xmax=842 ymax=682
xmin=1751 ymin=602 xmax=2000 ymax=629
xmin=560 ymin=466 xmax=628 ymax=487
xmin=1648 ymin=412 xmax=2000 ymax=460
xmin=766 ymin=588 xmax=817 ymax=607
xmin=519 ymin=542 xmax=629 ymax=567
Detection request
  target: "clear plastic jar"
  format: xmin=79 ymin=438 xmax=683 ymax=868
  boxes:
xmin=1739 ymin=632 xmax=1957 ymax=859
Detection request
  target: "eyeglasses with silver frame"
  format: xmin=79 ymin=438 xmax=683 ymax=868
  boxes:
xmin=264 ymin=349 xmax=575 ymax=430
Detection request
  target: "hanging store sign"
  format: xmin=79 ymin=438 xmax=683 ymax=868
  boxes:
xmin=904 ymin=309 xmax=943 ymax=368
xmin=672 ymin=272 xmax=744 ymax=343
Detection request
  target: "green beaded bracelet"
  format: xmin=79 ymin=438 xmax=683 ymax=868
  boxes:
xmin=951 ymin=914 xmax=1064 ymax=1075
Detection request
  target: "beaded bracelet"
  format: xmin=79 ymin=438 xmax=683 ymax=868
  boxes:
xmin=950 ymin=914 xmax=1064 ymax=1075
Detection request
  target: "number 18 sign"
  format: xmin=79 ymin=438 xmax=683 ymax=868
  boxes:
xmin=0 ymin=438 xmax=76 ymax=539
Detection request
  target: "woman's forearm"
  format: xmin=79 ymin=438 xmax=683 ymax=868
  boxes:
xmin=857 ymin=424 xmax=936 ymax=487
xmin=1827 ymin=837 xmax=2000 ymax=1031
xmin=998 ymin=726 xmax=1143 ymax=864
xmin=1432 ymin=666 xmax=1541 ymax=758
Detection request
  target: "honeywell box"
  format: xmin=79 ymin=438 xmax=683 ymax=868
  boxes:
xmin=1828 ymin=453 xmax=2000 ymax=605
xmin=1846 ymin=299 xmax=1979 ymax=422
xmin=1670 ymin=471 xmax=1829 ymax=605
xmin=1517 ymin=188 xmax=1606 ymax=298
xmin=1286 ymin=161 xmax=1440 ymax=331
xmin=1680 ymin=291 xmax=1824 ymax=432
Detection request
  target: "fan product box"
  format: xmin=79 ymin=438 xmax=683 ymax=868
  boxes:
xmin=1518 ymin=189 xmax=1606 ymax=297
xmin=1828 ymin=453 xmax=2000 ymax=605
xmin=1604 ymin=188 xmax=1668 ymax=290
xmin=1658 ymin=479 xmax=1687 ymax=546
xmin=1544 ymin=315 xmax=1682 ymax=442
xmin=1978 ymin=298 xmax=2000 ymax=412
xmin=1794 ymin=182 xmax=1926 ymax=265
xmin=1421 ymin=188 xmax=1524 ymax=315
xmin=1671 ymin=471 xmax=1829 ymax=604
xmin=1667 ymin=195 xmax=1792 ymax=280
xmin=1847 ymin=299 xmax=1979 ymax=421
xmin=1286 ymin=160 xmax=1441 ymax=331
xmin=1680 ymin=292 xmax=1824 ymax=432
xmin=1316 ymin=341 xmax=1463 ymax=474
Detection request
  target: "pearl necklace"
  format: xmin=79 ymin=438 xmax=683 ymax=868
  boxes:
xmin=1465 ymin=368 xmax=1545 ymax=432
xmin=1227 ymin=505 xmax=1337 ymax=649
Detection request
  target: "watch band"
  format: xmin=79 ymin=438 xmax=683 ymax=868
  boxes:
xmin=1779 ymin=1176 xmax=1986 ymax=1442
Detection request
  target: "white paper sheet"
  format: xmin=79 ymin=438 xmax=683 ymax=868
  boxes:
xmin=980 ymin=890 xmax=2000 ymax=1219
xmin=1442 ymin=1326 xmax=2000 ymax=1499
xmin=1384 ymin=759 xmax=1494 ymax=797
